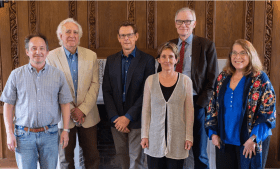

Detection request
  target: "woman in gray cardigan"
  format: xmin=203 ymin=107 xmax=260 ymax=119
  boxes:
xmin=141 ymin=42 xmax=194 ymax=169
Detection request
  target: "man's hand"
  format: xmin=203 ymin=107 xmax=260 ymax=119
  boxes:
xmin=141 ymin=138 xmax=149 ymax=149
xmin=185 ymin=140 xmax=193 ymax=150
xmin=243 ymin=138 xmax=256 ymax=159
xmin=114 ymin=116 xmax=130 ymax=132
xmin=212 ymin=134 xmax=221 ymax=149
xmin=71 ymin=108 xmax=85 ymax=124
xmin=60 ymin=131 xmax=69 ymax=149
xmin=7 ymin=132 xmax=17 ymax=152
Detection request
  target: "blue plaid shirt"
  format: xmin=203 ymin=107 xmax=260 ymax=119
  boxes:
xmin=0 ymin=63 xmax=73 ymax=128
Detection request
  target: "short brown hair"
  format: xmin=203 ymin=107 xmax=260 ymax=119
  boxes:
xmin=156 ymin=42 xmax=178 ymax=72
xmin=118 ymin=20 xmax=138 ymax=34
xmin=223 ymin=39 xmax=263 ymax=76
xmin=24 ymin=33 xmax=49 ymax=51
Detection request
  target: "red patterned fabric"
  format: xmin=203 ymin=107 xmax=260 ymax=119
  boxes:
xmin=175 ymin=41 xmax=185 ymax=73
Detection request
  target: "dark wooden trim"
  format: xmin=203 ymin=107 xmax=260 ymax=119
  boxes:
xmin=0 ymin=40 xmax=3 ymax=107
xmin=206 ymin=1 xmax=215 ymax=41
xmin=187 ymin=0 xmax=195 ymax=10
xmin=69 ymin=0 xmax=77 ymax=20
xmin=9 ymin=1 xmax=19 ymax=70
xmin=263 ymin=0 xmax=273 ymax=78
xmin=88 ymin=1 xmax=96 ymax=50
xmin=127 ymin=1 xmax=135 ymax=23
xmin=147 ymin=1 xmax=156 ymax=49
xmin=244 ymin=1 xmax=254 ymax=42
xmin=29 ymin=0 xmax=39 ymax=34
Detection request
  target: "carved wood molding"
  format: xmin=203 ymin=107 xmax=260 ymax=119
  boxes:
xmin=69 ymin=1 xmax=77 ymax=20
xmin=187 ymin=0 xmax=194 ymax=9
xmin=206 ymin=1 xmax=215 ymax=41
xmin=128 ymin=1 xmax=135 ymax=23
xmin=88 ymin=1 xmax=96 ymax=50
xmin=29 ymin=0 xmax=38 ymax=34
xmin=263 ymin=0 xmax=273 ymax=77
xmin=245 ymin=1 xmax=254 ymax=42
xmin=9 ymin=1 xmax=19 ymax=70
xmin=147 ymin=1 xmax=155 ymax=49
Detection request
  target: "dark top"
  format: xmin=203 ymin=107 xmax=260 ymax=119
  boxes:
xmin=160 ymin=73 xmax=179 ymax=144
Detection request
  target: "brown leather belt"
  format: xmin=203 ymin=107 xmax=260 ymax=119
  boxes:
xmin=24 ymin=126 xmax=49 ymax=133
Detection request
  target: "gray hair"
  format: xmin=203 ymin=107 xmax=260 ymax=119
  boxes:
xmin=175 ymin=7 xmax=196 ymax=21
xmin=56 ymin=18 xmax=83 ymax=46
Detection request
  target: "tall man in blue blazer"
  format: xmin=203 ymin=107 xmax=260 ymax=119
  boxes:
xmin=47 ymin=18 xmax=100 ymax=169
xmin=103 ymin=21 xmax=155 ymax=169
xmin=168 ymin=7 xmax=219 ymax=169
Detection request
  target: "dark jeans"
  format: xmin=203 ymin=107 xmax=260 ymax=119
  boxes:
xmin=192 ymin=96 xmax=209 ymax=169
xmin=216 ymin=136 xmax=271 ymax=169
xmin=58 ymin=125 xmax=100 ymax=169
xmin=147 ymin=155 xmax=184 ymax=169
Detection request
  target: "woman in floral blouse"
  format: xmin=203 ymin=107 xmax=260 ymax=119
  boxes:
xmin=205 ymin=39 xmax=276 ymax=169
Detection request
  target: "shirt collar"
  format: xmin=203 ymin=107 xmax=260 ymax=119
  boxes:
xmin=63 ymin=46 xmax=78 ymax=58
xmin=178 ymin=34 xmax=193 ymax=46
xmin=28 ymin=62 xmax=49 ymax=72
xmin=121 ymin=46 xmax=137 ymax=58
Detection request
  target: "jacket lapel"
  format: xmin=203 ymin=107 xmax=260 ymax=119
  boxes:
xmin=191 ymin=35 xmax=201 ymax=78
xmin=57 ymin=47 xmax=75 ymax=94
xmin=113 ymin=52 xmax=122 ymax=95
xmin=125 ymin=48 xmax=141 ymax=94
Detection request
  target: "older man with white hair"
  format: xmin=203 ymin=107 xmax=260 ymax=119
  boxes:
xmin=47 ymin=18 xmax=100 ymax=169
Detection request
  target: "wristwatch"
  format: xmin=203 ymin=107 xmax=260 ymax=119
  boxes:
xmin=250 ymin=135 xmax=256 ymax=142
xmin=63 ymin=129 xmax=70 ymax=133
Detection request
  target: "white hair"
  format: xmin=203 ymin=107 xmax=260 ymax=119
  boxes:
xmin=175 ymin=7 xmax=196 ymax=21
xmin=56 ymin=18 xmax=83 ymax=46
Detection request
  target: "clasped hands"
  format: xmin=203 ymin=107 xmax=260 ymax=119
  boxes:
xmin=114 ymin=116 xmax=130 ymax=133
xmin=212 ymin=134 xmax=256 ymax=159
xmin=71 ymin=107 xmax=85 ymax=125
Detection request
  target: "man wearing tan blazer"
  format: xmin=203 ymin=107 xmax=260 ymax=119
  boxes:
xmin=46 ymin=18 xmax=100 ymax=169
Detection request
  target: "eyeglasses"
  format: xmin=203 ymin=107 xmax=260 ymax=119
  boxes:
xmin=175 ymin=20 xmax=194 ymax=25
xmin=231 ymin=51 xmax=248 ymax=57
xmin=119 ymin=33 xmax=135 ymax=39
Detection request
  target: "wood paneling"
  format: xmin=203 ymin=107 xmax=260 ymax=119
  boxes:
xmin=0 ymin=1 xmax=280 ymax=167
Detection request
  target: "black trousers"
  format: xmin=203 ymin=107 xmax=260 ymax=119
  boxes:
xmin=216 ymin=136 xmax=271 ymax=169
xmin=147 ymin=155 xmax=184 ymax=169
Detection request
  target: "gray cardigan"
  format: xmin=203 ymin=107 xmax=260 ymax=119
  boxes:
xmin=141 ymin=73 xmax=194 ymax=159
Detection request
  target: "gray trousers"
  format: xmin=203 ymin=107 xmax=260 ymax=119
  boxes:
xmin=111 ymin=127 xmax=146 ymax=169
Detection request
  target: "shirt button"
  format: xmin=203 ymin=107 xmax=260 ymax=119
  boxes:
xmin=74 ymin=70 xmax=76 ymax=71
xmin=126 ymin=60 xmax=128 ymax=62
xmin=125 ymin=71 xmax=127 ymax=73
xmin=231 ymin=101 xmax=232 ymax=103
xmin=38 ymin=112 xmax=41 ymax=114
xmin=72 ymin=60 xmax=74 ymax=62
xmin=75 ymin=80 xmax=77 ymax=82
xmin=230 ymin=105 xmax=232 ymax=107
xmin=38 ymin=100 xmax=40 ymax=102
xmin=38 ymin=89 xmax=39 ymax=90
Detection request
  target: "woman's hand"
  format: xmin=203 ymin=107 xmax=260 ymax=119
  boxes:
xmin=185 ymin=140 xmax=193 ymax=150
xmin=212 ymin=134 xmax=221 ymax=149
xmin=141 ymin=138 xmax=149 ymax=149
xmin=243 ymin=138 xmax=256 ymax=158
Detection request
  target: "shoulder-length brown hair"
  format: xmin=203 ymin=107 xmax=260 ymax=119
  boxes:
xmin=223 ymin=39 xmax=263 ymax=76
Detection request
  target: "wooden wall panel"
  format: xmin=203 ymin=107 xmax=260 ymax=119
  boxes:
xmin=18 ymin=1 xmax=29 ymax=66
xmin=194 ymin=1 xmax=206 ymax=38
xmin=38 ymin=1 xmax=68 ymax=51
xmin=215 ymin=1 xmax=245 ymax=59
xmin=97 ymin=1 xmax=127 ymax=50
xmin=135 ymin=1 xmax=147 ymax=49
xmin=77 ymin=1 xmax=89 ymax=49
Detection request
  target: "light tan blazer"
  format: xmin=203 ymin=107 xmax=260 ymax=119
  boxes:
xmin=46 ymin=46 xmax=100 ymax=129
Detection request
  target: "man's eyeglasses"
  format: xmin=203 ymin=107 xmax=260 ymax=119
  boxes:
xmin=175 ymin=20 xmax=194 ymax=25
xmin=231 ymin=51 xmax=248 ymax=57
xmin=119 ymin=33 xmax=135 ymax=39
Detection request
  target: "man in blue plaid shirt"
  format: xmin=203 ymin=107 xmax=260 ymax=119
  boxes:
xmin=0 ymin=34 xmax=73 ymax=169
